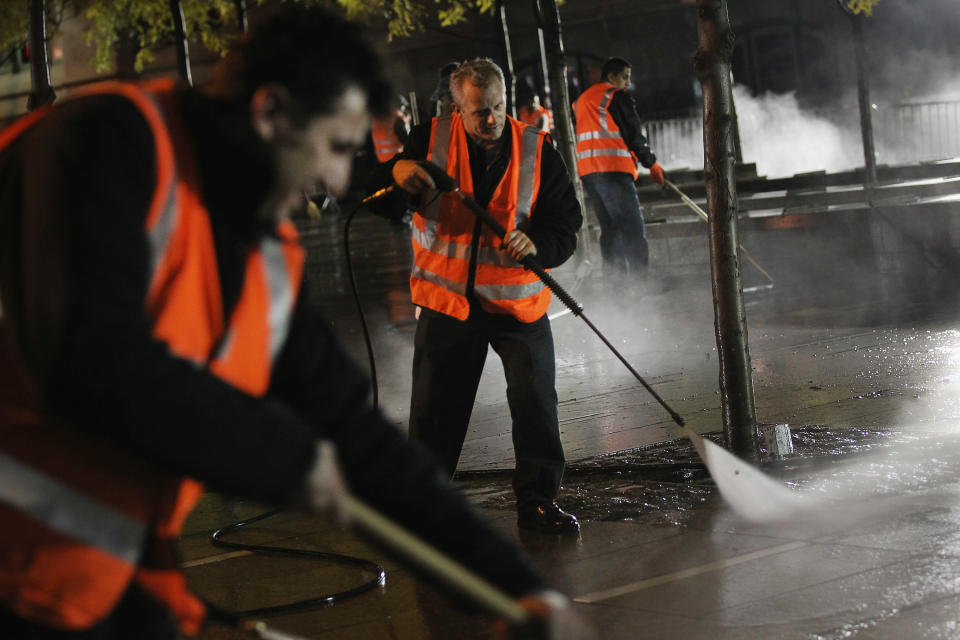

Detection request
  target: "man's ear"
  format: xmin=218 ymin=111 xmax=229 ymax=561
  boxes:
xmin=250 ymin=83 xmax=292 ymax=143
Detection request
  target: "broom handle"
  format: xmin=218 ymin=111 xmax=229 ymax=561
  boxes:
xmin=344 ymin=495 xmax=529 ymax=625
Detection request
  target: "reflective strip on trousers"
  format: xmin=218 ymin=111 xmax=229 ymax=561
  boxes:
xmin=577 ymin=148 xmax=633 ymax=160
xmin=0 ymin=451 xmax=147 ymax=564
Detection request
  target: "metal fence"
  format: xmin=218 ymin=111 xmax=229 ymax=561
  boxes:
xmin=644 ymin=100 xmax=960 ymax=173
xmin=879 ymin=101 xmax=960 ymax=165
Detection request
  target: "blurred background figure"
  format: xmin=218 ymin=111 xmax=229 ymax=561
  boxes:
xmin=430 ymin=61 xmax=460 ymax=117
xmin=371 ymin=94 xmax=411 ymax=163
xmin=517 ymin=80 xmax=552 ymax=134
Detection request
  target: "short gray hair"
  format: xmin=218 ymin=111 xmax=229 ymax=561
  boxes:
xmin=449 ymin=57 xmax=505 ymax=105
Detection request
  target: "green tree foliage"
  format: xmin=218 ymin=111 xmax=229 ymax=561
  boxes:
xmin=0 ymin=0 xmax=241 ymax=72
xmin=0 ymin=1 xmax=29 ymax=56
xmin=0 ymin=0 xmax=497 ymax=75
xmin=338 ymin=0 xmax=495 ymax=38
xmin=84 ymin=0 xmax=238 ymax=71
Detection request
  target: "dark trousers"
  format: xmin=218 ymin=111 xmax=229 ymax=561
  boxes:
xmin=409 ymin=307 xmax=565 ymax=506
xmin=582 ymin=172 xmax=649 ymax=285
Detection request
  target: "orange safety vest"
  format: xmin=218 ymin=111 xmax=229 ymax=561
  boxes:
xmin=573 ymin=82 xmax=638 ymax=180
xmin=371 ymin=112 xmax=405 ymax=162
xmin=0 ymin=79 xmax=303 ymax=635
xmin=518 ymin=104 xmax=552 ymax=132
xmin=410 ymin=114 xmax=550 ymax=323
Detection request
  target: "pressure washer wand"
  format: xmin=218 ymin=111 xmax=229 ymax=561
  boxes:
xmin=417 ymin=162 xmax=684 ymax=427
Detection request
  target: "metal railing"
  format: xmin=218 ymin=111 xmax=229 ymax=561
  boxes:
xmin=879 ymin=101 xmax=960 ymax=165
xmin=644 ymin=100 xmax=960 ymax=173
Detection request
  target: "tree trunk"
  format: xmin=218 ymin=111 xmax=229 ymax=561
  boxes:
xmin=533 ymin=0 xmax=590 ymax=264
xmin=849 ymin=13 xmax=877 ymax=186
xmin=694 ymin=0 xmax=759 ymax=461
xmin=27 ymin=0 xmax=55 ymax=111
xmin=115 ymin=29 xmax=140 ymax=80
xmin=533 ymin=4 xmax=584 ymax=190
xmin=235 ymin=0 xmax=249 ymax=33
xmin=170 ymin=0 xmax=193 ymax=87
xmin=495 ymin=0 xmax=517 ymax=118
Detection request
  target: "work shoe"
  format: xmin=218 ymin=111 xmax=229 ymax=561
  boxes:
xmin=517 ymin=501 xmax=579 ymax=533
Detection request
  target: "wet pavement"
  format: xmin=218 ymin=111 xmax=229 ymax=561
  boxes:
xmin=186 ymin=208 xmax=960 ymax=639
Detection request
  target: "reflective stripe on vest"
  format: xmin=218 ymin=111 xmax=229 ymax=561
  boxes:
xmin=410 ymin=114 xmax=550 ymax=322
xmin=574 ymin=83 xmax=638 ymax=179
xmin=214 ymin=234 xmax=297 ymax=368
xmin=519 ymin=104 xmax=552 ymax=131
xmin=371 ymin=115 xmax=404 ymax=162
xmin=0 ymin=451 xmax=146 ymax=564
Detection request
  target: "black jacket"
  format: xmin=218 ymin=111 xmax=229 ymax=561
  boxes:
xmin=608 ymin=90 xmax=657 ymax=169
xmin=0 ymin=89 xmax=546 ymax=598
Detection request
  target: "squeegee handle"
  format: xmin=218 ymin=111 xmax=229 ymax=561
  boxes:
xmin=344 ymin=495 xmax=529 ymax=625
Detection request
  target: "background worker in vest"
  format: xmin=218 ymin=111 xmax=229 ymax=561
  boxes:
xmin=0 ymin=10 xmax=593 ymax=639
xmin=430 ymin=61 xmax=460 ymax=117
xmin=370 ymin=94 xmax=411 ymax=163
xmin=517 ymin=81 xmax=552 ymax=134
xmin=574 ymin=56 xmax=665 ymax=294
xmin=383 ymin=58 xmax=583 ymax=534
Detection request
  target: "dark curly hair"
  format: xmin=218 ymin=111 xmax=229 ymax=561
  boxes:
xmin=601 ymin=57 xmax=631 ymax=82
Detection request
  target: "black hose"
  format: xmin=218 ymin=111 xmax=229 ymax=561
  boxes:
xmin=204 ymin=509 xmax=385 ymax=619
xmin=344 ymin=201 xmax=380 ymax=409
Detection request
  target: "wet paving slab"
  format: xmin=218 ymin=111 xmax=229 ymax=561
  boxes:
xmin=188 ymin=211 xmax=960 ymax=638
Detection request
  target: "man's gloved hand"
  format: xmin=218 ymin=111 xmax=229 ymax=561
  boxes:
xmin=494 ymin=591 xmax=597 ymax=640
xmin=649 ymin=162 xmax=665 ymax=186
xmin=300 ymin=440 xmax=351 ymax=525
xmin=393 ymin=159 xmax=438 ymax=195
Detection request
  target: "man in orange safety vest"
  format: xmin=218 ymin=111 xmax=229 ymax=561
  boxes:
xmin=384 ymin=58 xmax=583 ymax=535
xmin=574 ymin=56 xmax=666 ymax=293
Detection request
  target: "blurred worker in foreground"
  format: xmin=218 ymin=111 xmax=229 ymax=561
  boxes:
xmin=0 ymin=9 xmax=592 ymax=640
xmin=381 ymin=58 xmax=583 ymax=534
xmin=574 ymin=56 xmax=665 ymax=293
